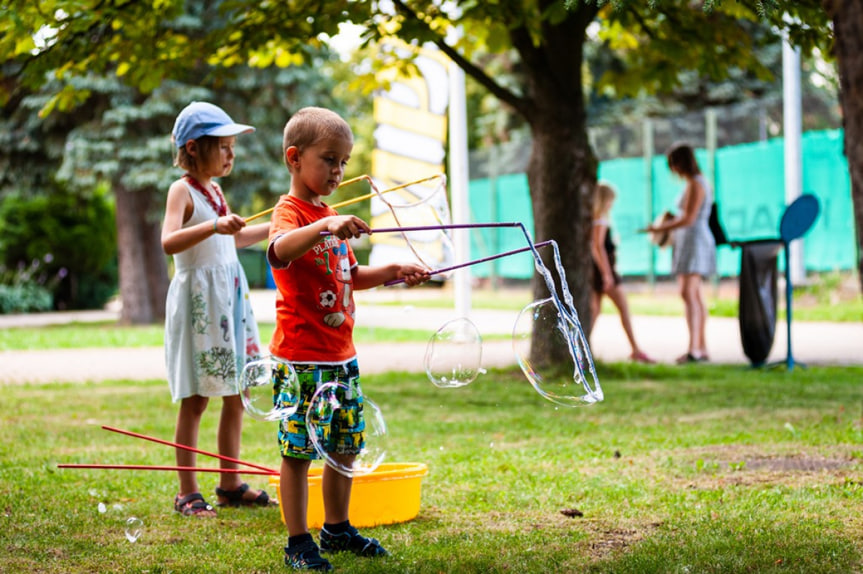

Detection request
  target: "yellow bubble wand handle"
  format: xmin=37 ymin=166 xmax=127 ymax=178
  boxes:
xmin=243 ymin=173 xmax=443 ymax=223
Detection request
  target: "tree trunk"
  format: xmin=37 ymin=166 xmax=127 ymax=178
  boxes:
xmin=824 ymin=0 xmax=863 ymax=292
xmin=114 ymin=183 xmax=169 ymax=324
xmin=144 ymin=212 xmax=170 ymax=320
xmin=526 ymin=108 xmax=597 ymax=367
xmin=518 ymin=5 xmax=597 ymax=367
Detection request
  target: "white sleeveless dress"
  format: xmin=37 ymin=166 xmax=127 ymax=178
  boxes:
xmin=672 ymin=174 xmax=717 ymax=277
xmin=164 ymin=180 xmax=262 ymax=402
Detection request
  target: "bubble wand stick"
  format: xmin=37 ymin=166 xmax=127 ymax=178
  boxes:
xmin=100 ymin=425 xmax=279 ymax=474
xmin=383 ymin=240 xmax=553 ymax=286
xmin=57 ymin=464 xmax=278 ymax=476
xmin=244 ymin=173 xmax=444 ymax=223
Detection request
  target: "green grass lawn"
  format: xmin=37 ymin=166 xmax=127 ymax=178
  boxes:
xmin=1 ymin=276 xmax=859 ymax=352
xmin=1 ymin=361 xmax=862 ymax=573
xmin=0 ymin=323 xmax=440 ymax=351
xmin=368 ymin=273 xmax=863 ymax=323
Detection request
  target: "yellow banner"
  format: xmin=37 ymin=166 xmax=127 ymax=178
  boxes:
xmin=370 ymin=43 xmax=452 ymax=273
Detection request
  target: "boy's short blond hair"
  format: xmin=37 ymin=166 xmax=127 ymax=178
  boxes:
xmin=282 ymin=107 xmax=353 ymax=170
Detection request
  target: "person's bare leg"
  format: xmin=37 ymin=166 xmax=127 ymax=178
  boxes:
xmin=281 ymin=457 xmax=311 ymax=536
xmin=216 ymin=394 xmax=244 ymax=492
xmin=215 ymin=394 xmax=267 ymax=503
xmin=693 ymin=278 xmax=709 ymax=358
xmin=680 ymin=274 xmax=705 ymax=358
xmin=607 ymin=285 xmax=650 ymax=360
xmin=590 ymin=291 xmax=602 ymax=332
xmin=319 ymin=453 xmax=387 ymax=557
xmin=322 ymin=454 xmax=353 ymax=525
xmin=678 ymin=275 xmax=697 ymax=359
xmin=175 ymin=395 xmax=209 ymax=498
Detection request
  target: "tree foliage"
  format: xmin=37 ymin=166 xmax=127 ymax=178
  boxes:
xmin=0 ymin=1 xmax=375 ymax=321
xmin=0 ymin=0 xmax=847 ymax=340
xmin=0 ymin=1 xmax=833 ymax=134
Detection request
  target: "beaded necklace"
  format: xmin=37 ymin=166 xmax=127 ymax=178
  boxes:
xmin=183 ymin=174 xmax=227 ymax=216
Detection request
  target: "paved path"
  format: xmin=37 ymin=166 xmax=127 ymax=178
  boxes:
xmin=1 ymin=289 xmax=861 ymax=385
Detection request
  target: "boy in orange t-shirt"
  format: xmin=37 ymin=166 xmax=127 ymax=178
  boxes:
xmin=267 ymin=107 xmax=430 ymax=571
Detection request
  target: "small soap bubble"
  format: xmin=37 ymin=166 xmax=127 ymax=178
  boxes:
xmin=239 ymin=357 xmax=300 ymax=422
xmin=97 ymin=503 xmax=107 ymax=514
xmin=424 ymin=318 xmax=483 ymax=388
xmin=124 ymin=517 xmax=143 ymax=543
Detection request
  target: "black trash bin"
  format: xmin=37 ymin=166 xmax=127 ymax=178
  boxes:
xmin=737 ymin=239 xmax=783 ymax=366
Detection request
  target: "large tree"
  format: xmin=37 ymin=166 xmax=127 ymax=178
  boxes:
xmin=821 ymin=0 xmax=863 ymax=291
xmin=0 ymin=1 xmax=838 ymax=360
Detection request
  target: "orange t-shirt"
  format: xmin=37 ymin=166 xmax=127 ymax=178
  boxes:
xmin=266 ymin=195 xmax=358 ymax=363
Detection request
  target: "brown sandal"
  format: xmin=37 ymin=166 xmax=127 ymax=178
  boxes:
xmin=174 ymin=492 xmax=216 ymax=517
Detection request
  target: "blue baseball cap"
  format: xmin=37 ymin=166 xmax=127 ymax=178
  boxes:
xmin=172 ymin=101 xmax=255 ymax=148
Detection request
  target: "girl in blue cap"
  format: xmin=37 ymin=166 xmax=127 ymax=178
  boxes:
xmin=162 ymin=102 xmax=274 ymax=516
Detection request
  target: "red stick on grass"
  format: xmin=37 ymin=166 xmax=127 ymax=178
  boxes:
xmin=101 ymin=425 xmax=278 ymax=474
xmin=57 ymin=463 xmax=277 ymax=476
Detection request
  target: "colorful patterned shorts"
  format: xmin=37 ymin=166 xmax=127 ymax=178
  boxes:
xmin=274 ymin=359 xmax=365 ymax=460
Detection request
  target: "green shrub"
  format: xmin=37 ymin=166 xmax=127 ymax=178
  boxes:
xmin=0 ymin=183 xmax=117 ymax=311
xmin=0 ymin=256 xmax=64 ymax=313
xmin=0 ymin=283 xmax=52 ymax=313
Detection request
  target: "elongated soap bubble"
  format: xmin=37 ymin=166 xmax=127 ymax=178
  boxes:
xmin=306 ymin=382 xmax=387 ymax=478
xmin=513 ymin=298 xmax=602 ymax=407
xmin=124 ymin=517 xmax=143 ymax=543
xmin=424 ymin=318 xmax=483 ymax=388
xmin=239 ymin=357 xmax=299 ymax=422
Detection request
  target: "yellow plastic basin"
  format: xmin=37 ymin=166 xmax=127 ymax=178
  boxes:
xmin=268 ymin=462 xmax=428 ymax=529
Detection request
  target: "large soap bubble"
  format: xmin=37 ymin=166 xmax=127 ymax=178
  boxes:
xmin=306 ymin=382 xmax=387 ymax=478
xmin=513 ymin=298 xmax=603 ymax=407
xmin=239 ymin=357 xmax=300 ymax=422
xmin=424 ymin=317 xmax=483 ymax=388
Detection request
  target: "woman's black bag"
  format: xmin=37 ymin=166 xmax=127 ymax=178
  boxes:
xmin=709 ymin=202 xmax=728 ymax=246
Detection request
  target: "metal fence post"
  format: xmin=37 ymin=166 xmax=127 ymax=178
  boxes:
xmin=644 ymin=117 xmax=655 ymax=289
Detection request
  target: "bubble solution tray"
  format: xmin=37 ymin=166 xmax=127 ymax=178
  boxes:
xmin=269 ymin=462 xmax=428 ymax=529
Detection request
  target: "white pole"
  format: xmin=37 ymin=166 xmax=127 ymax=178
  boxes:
xmin=783 ymin=29 xmax=805 ymax=284
xmin=449 ymin=59 xmax=471 ymax=317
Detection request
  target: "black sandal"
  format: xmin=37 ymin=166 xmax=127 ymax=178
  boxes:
xmin=676 ymin=352 xmax=708 ymax=364
xmin=215 ymin=482 xmax=275 ymax=507
xmin=173 ymin=492 xmax=216 ymax=517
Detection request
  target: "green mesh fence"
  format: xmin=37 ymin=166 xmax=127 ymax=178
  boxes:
xmin=467 ymin=173 xmax=536 ymax=279
xmin=468 ymin=129 xmax=854 ymax=279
